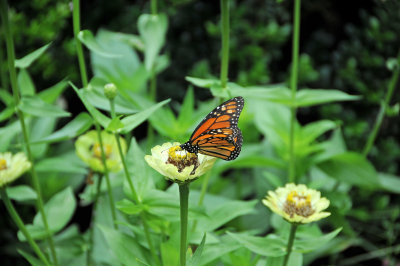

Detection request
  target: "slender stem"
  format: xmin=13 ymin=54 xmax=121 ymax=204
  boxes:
xmin=0 ymin=32 xmax=9 ymax=91
xmin=1 ymin=187 xmax=51 ymax=266
xmin=363 ymin=51 xmax=400 ymax=156
xmin=86 ymin=175 xmax=103 ymax=266
xmin=282 ymin=223 xmax=298 ymax=266
xmin=151 ymin=0 xmax=157 ymax=14
xmin=288 ymin=0 xmax=301 ymax=183
xmin=220 ymin=0 xmax=230 ymax=89
xmin=0 ymin=1 xmax=58 ymax=264
xmin=94 ymin=123 xmax=118 ymax=229
xmin=147 ymin=73 xmax=156 ymax=150
xmin=73 ymin=0 xmax=88 ymax=87
xmin=191 ymin=170 xmax=212 ymax=233
xmin=108 ymin=99 xmax=160 ymax=266
xmin=179 ymin=183 xmax=190 ymax=266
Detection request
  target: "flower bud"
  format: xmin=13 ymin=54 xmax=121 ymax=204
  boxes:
xmin=104 ymin=83 xmax=118 ymax=100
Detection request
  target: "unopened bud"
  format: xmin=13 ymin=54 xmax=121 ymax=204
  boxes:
xmin=104 ymin=83 xmax=118 ymax=100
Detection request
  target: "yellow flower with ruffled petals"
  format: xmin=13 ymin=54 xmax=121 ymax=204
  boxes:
xmin=75 ymin=130 xmax=126 ymax=173
xmin=263 ymin=183 xmax=330 ymax=224
xmin=0 ymin=152 xmax=31 ymax=187
xmin=145 ymin=142 xmax=216 ymax=183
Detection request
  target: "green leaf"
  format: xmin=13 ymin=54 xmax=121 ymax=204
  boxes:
xmin=295 ymin=89 xmax=360 ymax=107
xmin=17 ymin=249 xmax=45 ymax=266
xmin=197 ymin=200 xmax=257 ymax=232
xmin=185 ymin=76 xmax=219 ymax=88
xmin=0 ymin=106 xmax=15 ymax=122
xmin=138 ymin=14 xmax=168 ymax=71
xmin=18 ymin=69 xmax=36 ymax=96
xmin=70 ymin=82 xmax=111 ymax=128
xmin=15 ymin=43 xmax=52 ymax=68
xmin=91 ymin=29 xmax=148 ymax=94
xmin=106 ymin=116 xmax=125 ymax=133
xmin=198 ymin=236 xmax=241 ymax=265
xmin=99 ymin=225 xmax=152 ymax=265
xmin=116 ymin=199 xmax=145 ymax=215
xmin=18 ymin=187 xmax=77 ymax=240
xmin=38 ymin=80 xmax=68 ymax=103
xmin=78 ymin=30 xmax=122 ymax=57
xmin=300 ymin=120 xmax=337 ymax=144
xmin=227 ymin=232 xmax=286 ymax=257
xmin=318 ymin=152 xmax=380 ymax=189
xmin=187 ymin=234 xmax=206 ymax=266
xmin=293 ymin=228 xmax=342 ymax=252
xmin=36 ymin=153 xmax=87 ymax=174
xmin=378 ymin=173 xmax=400 ymax=194
xmin=0 ymin=89 xmax=13 ymax=105
xmin=5 ymin=185 xmax=37 ymax=202
xmin=120 ymin=98 xmax=170 ymax=133
xmin=19 ymin=95 xmax=70 ymax=117
xmin=32 ymin=112 xmax=92 ymax=144
xmin=0 ymin=120 xmax=21 ymax=152
xmin=177 ymin=87 xmax=194 ymax=127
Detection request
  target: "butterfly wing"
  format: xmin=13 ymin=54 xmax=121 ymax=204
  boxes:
xmin=185 ymin=96 xmax=244 ymax=160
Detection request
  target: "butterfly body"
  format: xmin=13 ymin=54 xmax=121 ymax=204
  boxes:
xmin=181 ymin=96 xmax=244 ymax=161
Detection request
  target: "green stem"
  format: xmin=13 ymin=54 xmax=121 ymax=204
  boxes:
xmin=73 ymin=0 xmax=88 ymax=87
xmin=362 ymin=51 xmax=400 ymax=156
xmin=1 ymin=187 xmax=51 ymax=266
xmin=0 ymin=32 xmax=9 ymax=91
xmin=94 ymin=123 xmax=118 ymax=229
xmin=147 ymin=72 xmax=156 ymax=150
xmin=0 ymin=1 xmax=58 ymax=264
xmin=179 ymin=183 xmax=190 ymax=266
xmin=86 ymin=175 xmax=103 ymax=266
xmin=109 ymin=99 xmax=160 ymax=266
xmin=220 ymin=0 xmax=230 ymax=89
xmin=288 ymin=0 xmax=301 ymax=183
xmin=282 ymin=223 xmax=298 ymax=266
xmin=191 ymin=170 xmax=212 ymax=233
xmin=151 ymin=0 xmax=157 ymax=14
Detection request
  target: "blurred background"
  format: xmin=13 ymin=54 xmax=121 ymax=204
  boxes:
xmin=1 ymin=0 xmax=399 ymax=265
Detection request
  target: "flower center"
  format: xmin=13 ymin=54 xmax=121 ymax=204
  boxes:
xmin=166 ymin=146 xmax=199 ymax=174
xmin=0 ymin=158 xmax=7 ymax=170
xmin=283 ymin=191 xmax=315 ymax=218
xmin=92 ymin=143 xmax=112 ymax=159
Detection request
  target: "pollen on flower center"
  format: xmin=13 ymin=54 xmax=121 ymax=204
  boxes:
xmin=284 ymin=191 xmax=315 ymax=218
xmin=92 ymin=143 xmax=112 ymax=159
xmin=0 ymin=158 xmax=7 ymax=170
xmin=166 ymin=146 xmax=199 ymax=174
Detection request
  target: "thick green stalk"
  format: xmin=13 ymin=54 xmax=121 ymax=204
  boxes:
xmin=363 ymin=52 xmax=400 ymax=156
xmin=282 ymin=223 xmax=298 ymax=266
xmin=179 ymin=183 xmax=190 ymax=266
xmin=109 ymin=99 xmax=160 ymax=265
xmin=94 ymin=123 xmax=118 ymax=229
xmin=220 ymin=0 xmax=230 ymax=89
xmin=86 ymin=175 xmax=103 ymax=266
xmin=0 ymin=1 xmax=58 ymax=264
xmin=1 ymin=187 xmax=51 ymax=266
xmin=0 ymin=33 xmax=9 ymax=91
xmin=191 ymin=170 xmax=212 ymax=233
xmin=151 ymin=0 xmax=157 ymax=14
xmin=73 ymin=0 xmax=88 ymax=87
xmin=288 ymin=0 xmax=301 ymax=183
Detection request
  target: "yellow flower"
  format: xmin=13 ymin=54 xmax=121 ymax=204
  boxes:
xmin=0 ymin=152 xmax=31 ymax=187
xmin=75 ymin=130 xmax=126 ymax=173
xmin=262 ymin=183 xmax=330 ymax=224
xmin=145 ymin=142 xmax=216 ymax=183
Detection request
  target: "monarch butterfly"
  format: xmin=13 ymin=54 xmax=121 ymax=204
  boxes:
xmin=180 ymin=96 xmax=244 ymax=161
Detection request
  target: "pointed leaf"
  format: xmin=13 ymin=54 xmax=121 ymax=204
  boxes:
xmin=120 ymin=98 xmax=170 ymax=133
xmin=15 ymin=43 xmax=52 ymax=68
xmin=19 ymin=95 xmax=70 ymax=117
xmin=188 ymin=234 xmax=206 ymax=266
xmin=18 ymin=69 xmax=35 ymax=96
xmin=5 ymin=185 xmax=37 ymax=202
xmin=38 ymin=80 xmax=68 ymax=103
xmin=78 ymin=30 xmax=122 ymax=58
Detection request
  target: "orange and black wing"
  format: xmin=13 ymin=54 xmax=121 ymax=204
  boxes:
xmin=186 ymin=96 xmax=244 ymax=160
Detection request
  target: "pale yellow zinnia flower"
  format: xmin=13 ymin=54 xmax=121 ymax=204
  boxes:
xmin=262 ymin=183 xmax=330 ymax=224
xmin=75 ymin=130 xmax=126 ymax=173
xmin=145 ymin=142 xmax=216 ymax=183
xmin=0 ymin=152 xmax=31 ymax=187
